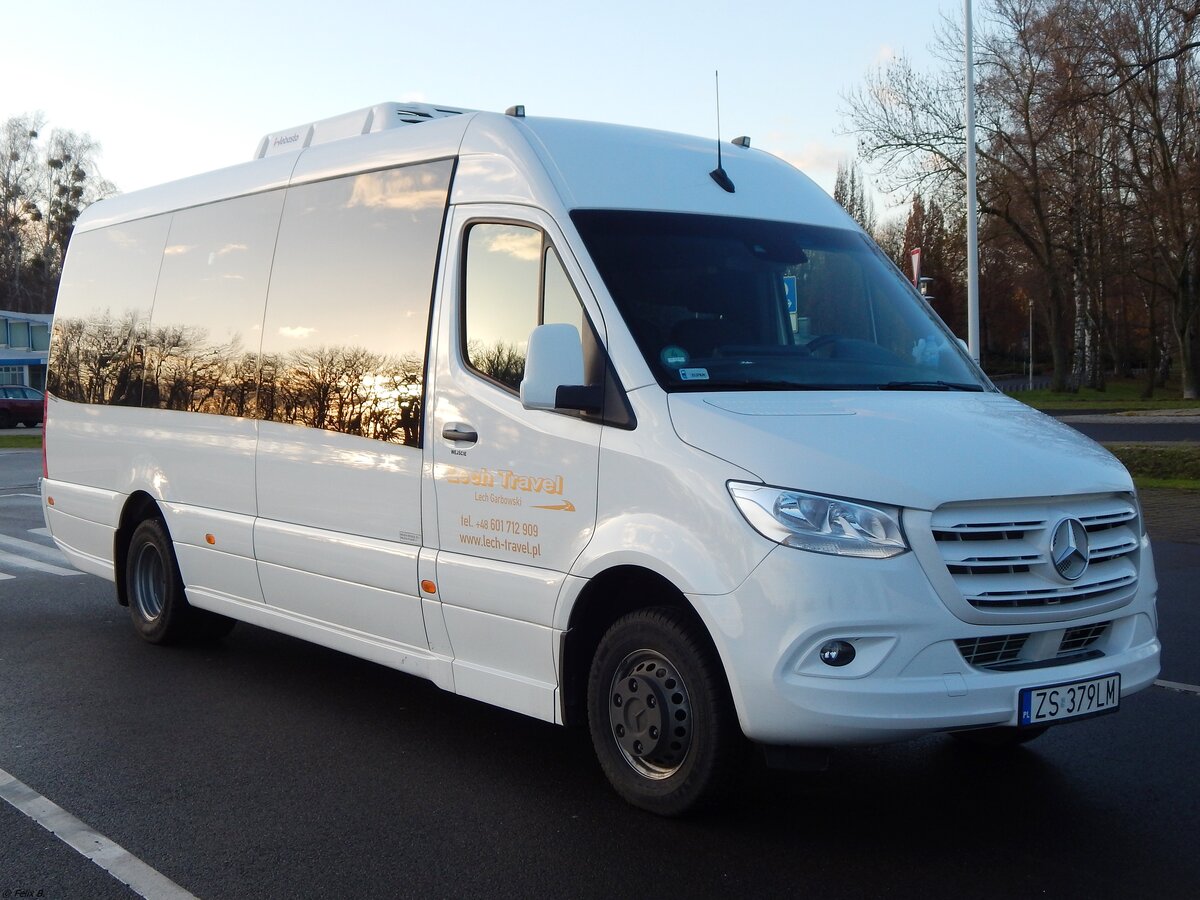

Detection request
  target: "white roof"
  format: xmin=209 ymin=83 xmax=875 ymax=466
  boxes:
xmin=74 ymin=105 xmax=855 ymax=234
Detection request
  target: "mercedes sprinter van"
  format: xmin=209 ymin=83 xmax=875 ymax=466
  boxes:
xmin=42 ymin=102 xmax=1160 ymax=814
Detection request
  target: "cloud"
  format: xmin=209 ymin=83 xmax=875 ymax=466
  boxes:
xmin=774 ymin=139 xmax=853 ymax=194
xmin=485 ymin=228 xmax=542 ymax=262
xmin=347 ymin=169 xmax=446 ymax=211
xmin=278 ymin=325 xmax=316 ymax=339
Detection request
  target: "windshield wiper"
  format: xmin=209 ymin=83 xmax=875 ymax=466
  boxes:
xmin=880 ymin=380 xmax=985 ymax=392
xmin=679 ymin=380 xmax=841 ymax=391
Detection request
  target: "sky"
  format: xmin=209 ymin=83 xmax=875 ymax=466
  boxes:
xmin=3 ymin=0 xmax=959 ymax=207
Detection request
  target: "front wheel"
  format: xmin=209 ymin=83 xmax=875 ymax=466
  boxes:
xmin=126 ymin=517 xmax=235 ymax=643
xmin=587 ymin=607 xmax=742 ymax=816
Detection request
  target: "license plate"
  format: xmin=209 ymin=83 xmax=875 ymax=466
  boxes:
xmin=1019 ymin=673 xmax=1121 ymax=727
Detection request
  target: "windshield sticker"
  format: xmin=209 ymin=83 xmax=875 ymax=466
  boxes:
xmin=678 ymin=368 xmax=710 ymax=381
xmin=660 ymin=345 xmax=690 ymax=367
xmin=912 ymin=335 xmax=948 ymax=367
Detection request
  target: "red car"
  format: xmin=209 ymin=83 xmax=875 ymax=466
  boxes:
xmin=0 ymin=385 xmax=43 ymax=428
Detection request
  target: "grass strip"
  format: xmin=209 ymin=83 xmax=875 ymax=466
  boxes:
xmin=1011 ymin=378 xmax=1200 ymax=411
xmin=0 ymin=435 xmax=41 ymax=450
xmin=1105 ymin=443 xmax=1200 ymax=491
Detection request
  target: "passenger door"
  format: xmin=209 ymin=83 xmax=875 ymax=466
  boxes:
xmin=429 ymin=207 xmax=604 ymax=719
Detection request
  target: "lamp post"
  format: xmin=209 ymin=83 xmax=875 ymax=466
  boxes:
xmin=1028 ymin=296 xmax=1034 ymax=391
xmin=965 ymin=0 xmax=981 ymax=364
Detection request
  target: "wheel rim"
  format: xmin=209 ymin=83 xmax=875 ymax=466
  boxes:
xmin=131 ymin=542 xmax=166 ymax=621
xmin=607 ymin=649 xmax=692 ymax=780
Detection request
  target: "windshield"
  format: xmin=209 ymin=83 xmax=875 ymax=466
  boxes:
xmin=571 ymin=210 xmax=988 ymax=392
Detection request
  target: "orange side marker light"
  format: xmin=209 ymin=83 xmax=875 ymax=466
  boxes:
xmin=420 ymin=579 xmax=437 ymax=595
xmin=205 ymin=534 xmax=216 ymax=545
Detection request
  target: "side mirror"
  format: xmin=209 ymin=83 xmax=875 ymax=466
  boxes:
xmin=520 ymin=323 xmax=602 ymax=412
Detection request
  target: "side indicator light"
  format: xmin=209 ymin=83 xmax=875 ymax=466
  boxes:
xmin=420 ymin=580 xmax=437 ymax=595
xmin=205 ymin=534 xmax=216 ymax=545
xmin=47 ymin=497 xmax=55 ymax=507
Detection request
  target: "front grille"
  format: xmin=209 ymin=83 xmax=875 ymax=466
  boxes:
xmin=956 ymin=633 xmax=1029 ymax=667
xmin=1059 ymin=621 xmax=1109 ymax=655
xmin=932 ymin=495 xmax=1139 ymax=616
xmin=957 ymin=621 xmax=1112 ymax=670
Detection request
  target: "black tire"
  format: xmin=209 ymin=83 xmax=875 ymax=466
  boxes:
xmin=951 ymin=725 xmax=1048 ymax=748
xmin=125 ymin=517 xmax=236 ymax=644
xmin=587 ymin=607 xmax=742 ymax=816
xmin=21 ymin=421 xmax=40 ymax=428
xmin=0 ymin=411 xmax=14 ymax=429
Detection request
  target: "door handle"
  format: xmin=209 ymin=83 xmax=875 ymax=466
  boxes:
xmin=442 ymin=423 xmax=478 ymax=444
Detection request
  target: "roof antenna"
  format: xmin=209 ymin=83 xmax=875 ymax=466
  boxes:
xmin=709 ymin=70 xmax=735 ymax=193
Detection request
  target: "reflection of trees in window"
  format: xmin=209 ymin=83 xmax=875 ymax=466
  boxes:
xmin=259 ymin=345 xmax=424 ymax=446
xmin=141 ymin=326 xmax=257 ymax=416
xmin=50 ymin=313 xmax=426 ymax=447
xmin=47 ymin=311 xmax=148 ymax=406
xmin=466 ymin=340 xmax=526 ymax=391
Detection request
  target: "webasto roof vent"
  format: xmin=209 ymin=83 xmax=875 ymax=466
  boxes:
xmin=253 ymin=101 xmax=475 ymax=159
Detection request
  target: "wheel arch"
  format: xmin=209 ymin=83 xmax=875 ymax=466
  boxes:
xmin=560 ymin=565 xmax=719 ymax=728
xmin=113 ymin=491 xmax=164 ymax=607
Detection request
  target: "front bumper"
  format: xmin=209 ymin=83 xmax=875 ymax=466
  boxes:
xmin=688 ymin=540 xmax=1161 ymax=746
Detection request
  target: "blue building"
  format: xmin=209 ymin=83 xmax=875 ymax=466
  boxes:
xmin=0 ymin=310 xmax=51 ymax=389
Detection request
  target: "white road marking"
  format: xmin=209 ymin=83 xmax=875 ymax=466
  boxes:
xmin=0 ymin=549 xmax=80 ymax=577
xmin=0 ymin=532 xmax=78 ymax=578
xmin=0 ymin=766 xmax=198 ymax=900
xmin=0 ymin=531 xmax=67 ymax=560
xmin=1155 ymin=679 xmax=1200 ymax=696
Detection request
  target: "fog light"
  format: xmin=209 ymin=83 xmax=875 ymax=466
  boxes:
xmin=819 ymin=640 xmax=856 ymax=667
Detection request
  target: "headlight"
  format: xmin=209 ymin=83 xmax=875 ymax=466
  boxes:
xmin=728 ymin=482 xmax=908 ymax=558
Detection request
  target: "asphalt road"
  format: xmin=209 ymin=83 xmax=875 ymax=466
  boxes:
xmin=1058 ymin=418 xmax=1200 ymax=443
xmin=2 ymin=448 xmax=1199 ymax=899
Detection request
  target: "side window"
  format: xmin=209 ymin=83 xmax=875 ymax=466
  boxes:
xmin=542 ymin=246 xmax=584 ymax=334
xmin=143 ymin=190 xmax=283 ymax=415
xmin=47 ymin=215 xmax=171 ymax=405
xmin=464 ymin=223 xmax=540 ymax=391
xmin=464 ymin=224 xmax=597 ymax=392
xmin=259 ymin=160 xmax=453 ymax=447
xmin=544 ymin=246 xmax=606 ymax=385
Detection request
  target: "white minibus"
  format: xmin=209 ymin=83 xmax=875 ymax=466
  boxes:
xmin=42 ymin=102 xmax=1160 ymax=814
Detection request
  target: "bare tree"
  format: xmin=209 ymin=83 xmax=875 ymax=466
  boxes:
xmin=0 ymin=114 xmax=115 ymax=313
xmin=833 ymin=158 xmax=878 ymax=233
xmin=1096 ymin=0 xmax=1200 ymax=396
xmin=0 ymin=113 xmax=45 ymax=311
xmin=845 ymin=0 xmax=1200 ymax=396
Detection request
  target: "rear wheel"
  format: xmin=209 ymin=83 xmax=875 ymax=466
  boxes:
xmin=587 ymin=607 xmax=741 ymax=816
xmin=0 ymin=411 xmax=14 ymax=429
xmin=126 ymin=517 xmax=235 ymax=643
